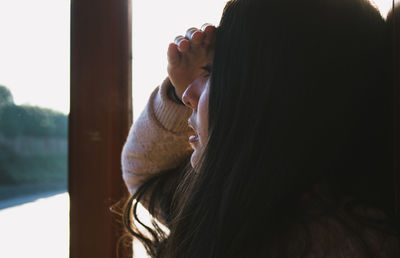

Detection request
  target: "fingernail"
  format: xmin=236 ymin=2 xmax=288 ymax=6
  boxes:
xmin=174 ymin=35 xmax=185 ymax=45
xmin=201 ymin=23 xmax=214 ymax=31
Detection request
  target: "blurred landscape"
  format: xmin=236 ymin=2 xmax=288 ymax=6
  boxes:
xmin=0 ymin=85 xmax=67 ymax=201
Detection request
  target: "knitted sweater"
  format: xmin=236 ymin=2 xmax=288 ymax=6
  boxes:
xmin=121 ymin=78 xmax=193 ymax=194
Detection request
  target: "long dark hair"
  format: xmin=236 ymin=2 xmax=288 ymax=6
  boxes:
xmin=125 ymin=0 xmax=399 ymax=257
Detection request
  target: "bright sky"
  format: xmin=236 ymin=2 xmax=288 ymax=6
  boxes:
xmin=0 ymin=0 xmax=70 ymax=114
xmin=131 ymin=0 xmax=227 ymax=119
xmin=0 ymin=0 xmax=396 ymax=116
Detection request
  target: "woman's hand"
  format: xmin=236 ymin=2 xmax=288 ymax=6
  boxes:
xmin=167 ymin=24 xmax=216 ymax=100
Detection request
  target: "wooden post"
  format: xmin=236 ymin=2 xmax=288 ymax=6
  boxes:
xmin=69 ymin=0 xmax=132 ymax=257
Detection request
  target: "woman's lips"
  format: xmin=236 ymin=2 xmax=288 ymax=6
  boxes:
xmin=188 ymin=120 xmax=199 ymax=144
xmin=189 ymin=134 xmax=199 ymax=144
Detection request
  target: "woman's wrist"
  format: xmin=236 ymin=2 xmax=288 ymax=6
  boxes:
xmin=167 ymin=80 xmax=185 ymax=105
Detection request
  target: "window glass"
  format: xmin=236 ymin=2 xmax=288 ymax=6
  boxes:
xmin=373 ymin=0 xmax=398 ymax=18
xmin=0 ymin=0 xmax=70 ymax=257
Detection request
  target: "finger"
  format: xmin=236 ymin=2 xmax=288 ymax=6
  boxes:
xmin=191 ymin=30 xmax=205 ymax=44
xmin=185 ymin=27 xmax=199 ymax=39
xmin=201 ymin=23 xmax=214 ymax=31
xmin=201 ymin=23 xmax=217 ymax=45
xmin=174 ymin=35 xmax=190 ymax=52
xmin=185 ymin=27 xmax=204 ymax=45
xmin=167 ymin=43 xmax=180 ymax=65
xmin=174 ymin=35 xmax=185 ymax=45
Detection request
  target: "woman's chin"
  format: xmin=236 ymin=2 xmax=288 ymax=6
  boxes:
xmin=190 ymin=149 xmax=201 ymax=168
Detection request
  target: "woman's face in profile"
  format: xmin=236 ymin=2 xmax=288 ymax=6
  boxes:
xmin=183 ymin=73 xmax=210 ymax=168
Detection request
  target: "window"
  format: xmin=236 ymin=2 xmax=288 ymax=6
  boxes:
xmin=0 ymin=0 xmax=70 ymax=257
xmin=2 ymin=0 xmax=395 ymax=257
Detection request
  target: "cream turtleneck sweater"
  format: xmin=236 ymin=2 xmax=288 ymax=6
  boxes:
xmin=121 ymin=78 xmax=193 ymax=194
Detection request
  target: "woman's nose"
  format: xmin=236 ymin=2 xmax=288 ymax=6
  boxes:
xmin=182 ymin=80 xmax=201 ymax=109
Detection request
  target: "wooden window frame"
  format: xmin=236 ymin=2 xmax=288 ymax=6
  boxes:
xmin=69 ymin=0 xmax=132 ymax=257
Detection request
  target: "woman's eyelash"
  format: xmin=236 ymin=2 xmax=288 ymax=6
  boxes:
xmin=202 ymin=65 xmax=212 ymax=73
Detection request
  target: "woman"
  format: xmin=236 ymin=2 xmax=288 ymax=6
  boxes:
xmin=121 ymin=0 xmax=399 ymax=257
